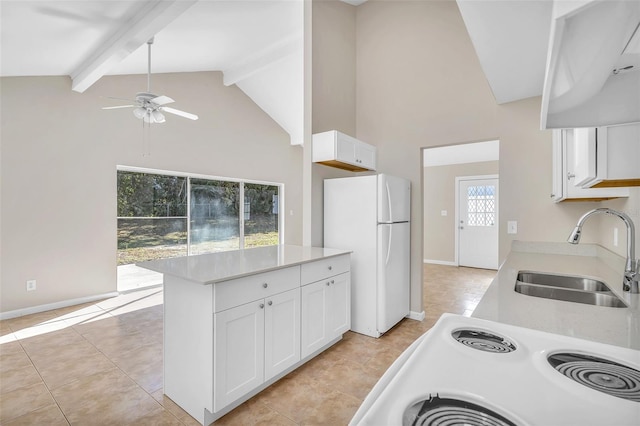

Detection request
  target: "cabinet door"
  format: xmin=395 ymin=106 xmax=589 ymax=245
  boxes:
xmin=264 ymin=288 xmax=300 ymax=381
xmin=328 ymin=272 xmax=351 ymax=337
xmin=336 ymin=134 xmax=357 ymax=165
xmin=213 ymin=301 xmax=265 ymax=412
xmin=572 ymin=128 xmax=597 ymax=187
xmin=355 ymin=142 xmax=377 ymax=170
xmin=301 ymin=280 xmax=329 ymax=359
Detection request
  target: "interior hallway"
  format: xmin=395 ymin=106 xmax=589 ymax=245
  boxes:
xmin=0 ymin=264 xmax=496 ymax=425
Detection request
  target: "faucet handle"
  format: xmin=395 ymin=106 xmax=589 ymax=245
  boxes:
xmin=623 ymin=267 xmax=640 ymax=293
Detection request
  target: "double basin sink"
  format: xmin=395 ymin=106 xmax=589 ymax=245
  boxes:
xmin=515 ymin=271 xmax=627 ymax=308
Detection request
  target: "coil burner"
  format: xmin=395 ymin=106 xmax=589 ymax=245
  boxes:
xmin=451 ymin=329 xmax=517 ymax=353
xmin=403 ymin=395 xmax=517 ymax=426
xmin=548 ymin=353 xmax=640 ymax=402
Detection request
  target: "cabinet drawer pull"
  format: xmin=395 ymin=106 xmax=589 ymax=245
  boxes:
xmin=326 ymin=281 xmax=330 ymax=286
xmin=263 ymin=283 xmax=268 ymax=288
xmin=328 ymin=266 xmax=332 ymax=270
xmin=259 ymin=303 xmax=265 ymax=309
xmin=331 ymin=280 xmax=334 ymax=284
xmin=267 ymin=300 xmax=273 ymax=306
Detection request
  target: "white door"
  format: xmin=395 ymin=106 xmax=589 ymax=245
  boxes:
xmin=377 ymin=174 xmax=411 ymax=223
xmin=328 ymin=272 xmax=351 ymax=337
xmin=377 ymin=222 xmax=410 ymax=334
xmin=457 ymin=177 xmax=498 ymax=270
xmin=300 ymin=280 xmax=329 ymax=358
xmin=264 ymin=288 xmax=300 ymax=381
xmin=213 ymin=301 xmax=265 ymax=412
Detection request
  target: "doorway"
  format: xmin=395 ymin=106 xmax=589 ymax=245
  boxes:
xmin=456 ymin=176 xmax=499 ymax=269
xmin=422 ymin=140 xmax=499 ymax=269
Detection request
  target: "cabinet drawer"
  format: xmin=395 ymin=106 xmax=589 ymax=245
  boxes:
xmin=301 ymin=255 xmax=350 ymax=285
xmin=214 ymin=266 xmax=300 ymax=312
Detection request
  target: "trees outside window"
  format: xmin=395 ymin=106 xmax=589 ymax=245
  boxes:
xmin=117 ymin=170 xmax=281 ymax=266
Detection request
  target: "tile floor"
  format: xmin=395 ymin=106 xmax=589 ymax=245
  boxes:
xmin=0 ymin=264 xmax=495 ymax=425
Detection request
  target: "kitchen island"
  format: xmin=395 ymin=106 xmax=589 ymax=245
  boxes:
xmin=472 ymin=241 xmax=640 ymax=349
xmin=138 ymin=245 xmax=351 ymax=425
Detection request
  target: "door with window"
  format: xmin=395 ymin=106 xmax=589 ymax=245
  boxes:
xmin=457 ymin=176 xmax=498 ymax=269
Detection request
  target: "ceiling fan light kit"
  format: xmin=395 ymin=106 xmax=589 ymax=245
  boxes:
xmin=102 ymin=38 xmax=198 ymax=124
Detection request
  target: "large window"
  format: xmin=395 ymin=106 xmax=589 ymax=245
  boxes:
xmin=117 ymin=169 xmax=282 ymax=267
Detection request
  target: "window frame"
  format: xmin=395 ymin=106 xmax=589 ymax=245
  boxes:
xmin=117 ymin=165 xmax=285 ymax=256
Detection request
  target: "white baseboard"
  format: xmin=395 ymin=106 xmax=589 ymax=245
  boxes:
xmin=407 ymin=310 xmax=425 ymax=321
xmin=0 ymin=291 xmax=120 ymax=320
xmin=423 ymin=259 xmax=457 ymax=266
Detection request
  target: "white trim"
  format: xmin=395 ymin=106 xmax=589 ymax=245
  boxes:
xmin=116 ymin=165 xmax=283 ymax=188
xmin=406 ymin=311 xmax=425 ymax=321
xmin=423 ymin=259 xmax=457 ymax=266
xmin=0 ymin=292 xmax=120 ymax=320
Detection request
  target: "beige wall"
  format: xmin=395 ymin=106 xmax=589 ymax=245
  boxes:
xmin=353 ymin=0 xmax=637 ymax=314
xmin=0 ymin=72 xmax=303 ymax=313
xmin=423 ymin=161 xmax=499 ymax=264
xmin=311 ymin=0 xmax=367 ymax=246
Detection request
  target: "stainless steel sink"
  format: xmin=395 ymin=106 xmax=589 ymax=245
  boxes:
xmin=515 ymin=271 xmax=627 ymax=308
xmin=516 ymin=271 xmax=609 ymax=291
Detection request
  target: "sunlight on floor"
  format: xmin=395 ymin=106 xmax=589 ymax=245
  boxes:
xmin=0 ymin=288 xmax=163 ymax=344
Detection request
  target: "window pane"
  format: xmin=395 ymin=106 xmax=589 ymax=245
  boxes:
xmin=244 ymin=183 xmax=279 ymax=248
xmin=117 ymin=171 xmax=188 ymax=265
xmin=466 ymin=184 xmax=496 ymax=228
xmin=190 ymin=179 xmax=240 ymax=254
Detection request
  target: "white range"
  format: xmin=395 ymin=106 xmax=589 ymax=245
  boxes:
xmin=351 ymin=314 xmax=640 ymax=425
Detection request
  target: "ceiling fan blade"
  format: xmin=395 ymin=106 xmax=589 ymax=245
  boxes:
xmin=103 ymin=95 xmax=136 ymax=102
xmin=162 ymin=107 xmax=198 ymax=121
xmin=151 ymin=95 xmax=174 ymax=106
xmin=102 ymin=105 xmax=135 ymax=110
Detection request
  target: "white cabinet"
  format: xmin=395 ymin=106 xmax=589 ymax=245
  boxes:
xmin=312 ymin=130 xmax=377 ymax=172
xmin=300 ymin=254 xmax=351 ymax=358
xmin=214 ymin=287 xmax=300 ymax=412
xmin=160 ymin=251 xmax=350 ymax=425
xmin=301 ymin=275 xmax=350 ymax=357
xmin=551 ymin=129 xmax=629 ymax=202
xmin=264 ymin=288 xmax=300 ymax=381
xmin=572 ymin=123 xmax=640 ymax=188
xmin=213 ymin=300 xmax=265 ymax=411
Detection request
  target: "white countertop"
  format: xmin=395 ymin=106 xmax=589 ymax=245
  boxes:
xmin=472 ymin=241 xmax=640 ymax=350
xmin=137 ymin=245 xmax=350 ymax=284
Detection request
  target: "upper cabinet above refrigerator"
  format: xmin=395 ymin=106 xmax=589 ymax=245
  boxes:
xmin=541 ymin=0 xmax=640 ymax=129
xmin=312 ymin=130 xmax=377 ymax=172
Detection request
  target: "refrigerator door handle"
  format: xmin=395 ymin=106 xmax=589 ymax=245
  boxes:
xmin=385 ymin=181 xmax=393 ymax=223
xmin=385 ymin=224 xmax=392 ymax=266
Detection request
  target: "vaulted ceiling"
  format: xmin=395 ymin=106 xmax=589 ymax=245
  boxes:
xmin=0 ymin=0 xmax=304 ymax=144
xmin=1 ymin=1 xmax=582 ymax=141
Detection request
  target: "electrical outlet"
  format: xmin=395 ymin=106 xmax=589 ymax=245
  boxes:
xmin=26 ymin=280 xmax=37 ymax=291
xmin=507 ymin=221 xmax=518 ymax=234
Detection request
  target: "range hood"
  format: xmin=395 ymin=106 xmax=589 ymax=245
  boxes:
xmin=541 ymin=0 xmax=640 ymax=129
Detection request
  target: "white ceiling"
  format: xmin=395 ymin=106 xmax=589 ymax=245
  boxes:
xmin=0 ymin=0 xmax=304 ymax=144
xmin=456 ymin=0 xmax=553 ymax=104
xmin=1 ymin=0 xmax=562 ymax=140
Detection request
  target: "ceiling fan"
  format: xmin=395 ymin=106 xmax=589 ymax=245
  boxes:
xmin=102 ymin=38 xmax=198 ymax=124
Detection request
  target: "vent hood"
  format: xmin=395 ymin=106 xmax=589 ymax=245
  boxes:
xmin=541 ymin=0 xmax=640 ymax=129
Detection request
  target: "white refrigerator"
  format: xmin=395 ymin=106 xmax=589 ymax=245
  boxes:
xmin=324 ymin=174 xmax=411 ymax=338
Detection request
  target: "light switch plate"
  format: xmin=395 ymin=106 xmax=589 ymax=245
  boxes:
xmin=507 ymin=221 xmax=518 ymax=234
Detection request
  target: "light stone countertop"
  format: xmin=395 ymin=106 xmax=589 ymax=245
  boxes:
xmin=472 ymin=241 xmax=640 ymax=350
xmin=137 ymin=245 xmax=350 ymax=284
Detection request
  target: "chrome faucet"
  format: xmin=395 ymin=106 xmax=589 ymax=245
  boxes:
xmin=568 ymin=208 xmax=639 ymax=293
